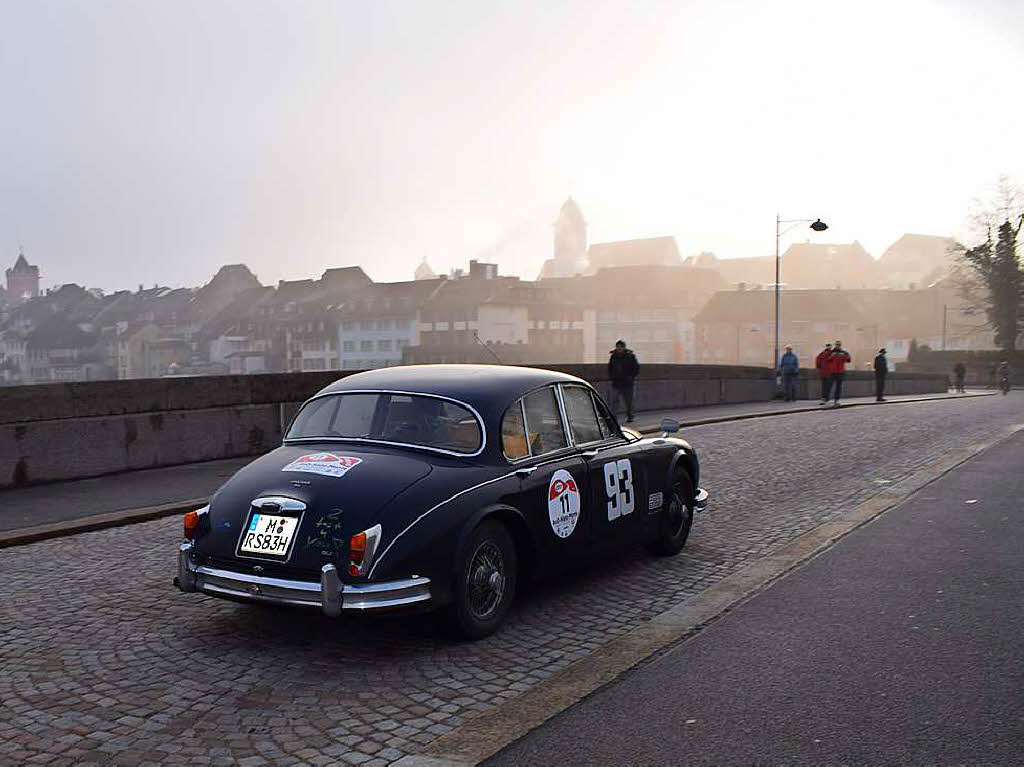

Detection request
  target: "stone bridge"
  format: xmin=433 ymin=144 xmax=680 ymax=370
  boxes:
xmin=0 ymin=365 xmax=947 ymax=488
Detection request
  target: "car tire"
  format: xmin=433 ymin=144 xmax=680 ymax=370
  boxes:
xmin=443 ymin=520 xmax=517 ymax=640
xmin=646 ymin=471 xmax=694 ymax=557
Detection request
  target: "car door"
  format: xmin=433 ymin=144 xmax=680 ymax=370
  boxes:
xmin=500 ymin=385 xmax=590 ymax=568
xmin=560 ymin=385 xmax=648 ymax=545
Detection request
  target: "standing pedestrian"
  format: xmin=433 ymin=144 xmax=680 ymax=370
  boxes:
xmin=873 ymin=348 xmax=888 ymax=402
xmin=953 ymin=361 xmax=966 ymax=393
xmin=780 ymin=345 xmax=800 ymax=401
xmin=829 ymin=340 xmax=852 ymax=407
xmin=608 ymin=340 xmax=640 ymax=423
xmin=815 ymin=343 xmax=833 ymax=404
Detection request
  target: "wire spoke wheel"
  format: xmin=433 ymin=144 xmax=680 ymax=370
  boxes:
xmin=465 ymin=540 xmax=505 ymax=620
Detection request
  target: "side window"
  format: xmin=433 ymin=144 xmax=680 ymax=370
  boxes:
xmin=561 ymin=386 xmax=604 ymax=445
xmin=522 ymin=387 xmax=568 ymax=456
xmin=592 ymin=394 xmax=620 ymax=440
xmin=501 ymin=400 xmax=529 ymax=460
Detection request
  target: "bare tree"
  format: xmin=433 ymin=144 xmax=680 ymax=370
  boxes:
xmin=954 ymin=176 xmax=1024 ymax=351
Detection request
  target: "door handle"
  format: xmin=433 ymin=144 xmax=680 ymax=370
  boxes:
xmin=514 ymin=466 xmax=538 ymax=477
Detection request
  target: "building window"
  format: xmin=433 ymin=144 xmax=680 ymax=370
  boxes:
xmin=360 ymin=340 xmax=373 ymax=351
xmin=343 ymin=321 xmax=355 ymax=331
xmin=343 ymin=341 xmax=355 ymax=352
xmin=377 ymin=319 xmax=392 ymax=330
xmin=361 ymin=321 xmax=374 ymax=331
xmin=378 ymin=340 xmax=392 ymax=351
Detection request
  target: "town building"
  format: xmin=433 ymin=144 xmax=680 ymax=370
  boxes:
xmin=5 ymin=248 xmax=41 ymax=302
xmin=694 ymin=288 xmax=876 ymax=367
xmin=877 ymin=234 xmax=957 ymax=289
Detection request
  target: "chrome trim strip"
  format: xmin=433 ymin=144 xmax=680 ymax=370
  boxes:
xmin=368 ymin=469 xmax=520 ymax=578
xmin=252 ymin=496 xmax=307 ymax=511
xmin=177 ymin=550 xmax=432 ymax=614
xmin=695 ymin=487 xmax=709 ymax=513
xmin=283 ymin=389 xmax=487 ymax=458
xmin=321 ymin=564 xmax=342 ymax=617
xmin=177 ymin=542 xmax=197 ymax=592
xmin=195 ymin=564 xmax=321 ymax=592
xmin=554 ymin=384 xmax=573 ymax=447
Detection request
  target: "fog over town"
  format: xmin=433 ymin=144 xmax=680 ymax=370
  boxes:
xmin=2 ymin=0 xmax=1023 ymax=384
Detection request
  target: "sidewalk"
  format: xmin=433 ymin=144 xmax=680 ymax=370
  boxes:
xmin=0 ymin=389 xmax=991 ymax=546
xmin=628 ymin=388 xmax=991 ymax=433
xmin=482 ymin=425 xmax=1024 ymax=767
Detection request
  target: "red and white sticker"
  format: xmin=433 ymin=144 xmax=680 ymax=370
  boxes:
xmin=547 ymin=469 xmax=581 ymax=539
xmin=281 ymin=453 xmax=362 ymax=478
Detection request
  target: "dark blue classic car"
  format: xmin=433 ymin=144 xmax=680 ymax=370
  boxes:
xmin=176 ymin=365 xmax=708 ymax=638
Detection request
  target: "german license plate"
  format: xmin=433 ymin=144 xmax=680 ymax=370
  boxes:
xmin=239 ymin=513 xmax=299 ymax=558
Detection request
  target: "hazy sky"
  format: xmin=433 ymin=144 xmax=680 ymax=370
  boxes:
xmin=2 ymin=0 xmax=1022 ymax=292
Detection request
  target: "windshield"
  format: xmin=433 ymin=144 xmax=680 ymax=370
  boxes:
xmin=286 ymin=392 xmax=483 ymax=455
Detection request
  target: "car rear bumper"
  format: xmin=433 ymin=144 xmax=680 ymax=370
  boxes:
xmin=695 ymin=487 xmax=709 ymax=513
xmin=175 ymin=542 xmax=431 ymax=616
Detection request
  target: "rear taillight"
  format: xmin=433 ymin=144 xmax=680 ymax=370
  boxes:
xmin=183 ymin=505 xmax=209 ymax=541
xmin=348 ymin=524 xmax=382 ymax=577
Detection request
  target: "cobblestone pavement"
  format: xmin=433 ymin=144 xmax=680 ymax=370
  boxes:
xmin=2 ymin=393 xmax=1021 ymax=767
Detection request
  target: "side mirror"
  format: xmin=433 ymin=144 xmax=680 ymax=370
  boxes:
xmin=659 ymin=418 xmax=680 ymax=436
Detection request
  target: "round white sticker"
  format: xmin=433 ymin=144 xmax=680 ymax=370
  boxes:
xmin=547 ymin=469 xmax=581 ymax=539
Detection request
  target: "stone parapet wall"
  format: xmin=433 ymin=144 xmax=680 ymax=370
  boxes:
xmin=0 ymin=365 xmax=947 ymax=488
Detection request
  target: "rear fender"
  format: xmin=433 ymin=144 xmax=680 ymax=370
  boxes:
xmin=453 ymin=503 xmax=537 ymax=586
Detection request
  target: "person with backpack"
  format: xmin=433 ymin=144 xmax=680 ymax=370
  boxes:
xmin=828 ymin=340 xmax=852 ymax=407
xmin=815 ymin=343 xmax=833 ymax=404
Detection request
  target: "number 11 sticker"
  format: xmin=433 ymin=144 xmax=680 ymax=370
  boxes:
xmin=548 ymin=469 xmax=581 ymax=538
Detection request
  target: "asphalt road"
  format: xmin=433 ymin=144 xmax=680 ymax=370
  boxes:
xmin=484 ymin=429 xmax=1024 ymax=767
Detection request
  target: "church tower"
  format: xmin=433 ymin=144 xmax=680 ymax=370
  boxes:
xmin=552 ymin=197 xmax=587 ymax=276
xmin=6 ymin=247 xmax=40 ymax=302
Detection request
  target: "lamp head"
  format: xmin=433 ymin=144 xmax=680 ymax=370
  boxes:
xmin=810 ymin=219 xmax=828 ymax=232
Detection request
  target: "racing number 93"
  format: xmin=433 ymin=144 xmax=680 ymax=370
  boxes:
xmin=604 ymin=459 xmax=634 ymax=520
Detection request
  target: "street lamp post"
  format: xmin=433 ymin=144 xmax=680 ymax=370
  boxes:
xmin=942 ymin=305 xmax=979 ymax=351
xmin=774 ymin=216 xmax=828 ymax=374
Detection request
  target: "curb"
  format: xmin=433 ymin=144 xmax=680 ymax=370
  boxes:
xmin=0 ymin=497 xmax=208 ymax=549
xmin=396 ymin=421 xmax=1024 ymax=767
xmin=634 ymin=390 xmax=995 ymax=434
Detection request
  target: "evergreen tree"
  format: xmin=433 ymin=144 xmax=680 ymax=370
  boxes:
xmin=961 ymin=217 xmax=1023 ymax=351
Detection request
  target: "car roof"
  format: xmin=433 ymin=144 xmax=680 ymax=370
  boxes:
xmin=316 ymin=364 xmax=589 ymax=404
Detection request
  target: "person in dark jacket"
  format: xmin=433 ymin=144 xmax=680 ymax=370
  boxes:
xmin=815 ymin=343 xmax=833 ymax=403
xmin=953 ymin=361 xmax=966 ymax=393
xmin=780 ymin=346 xmax=800 ymax=401
xmin=873 ymin=348 xmax=888 ymax=402
xmin=828 ymin=340 xmax=852 ymax=407
xmin=608 ymin=340 xmax=640 ymax=423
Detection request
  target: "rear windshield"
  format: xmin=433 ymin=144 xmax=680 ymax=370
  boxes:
xmin=286 ymin=392 xmax=483 ymax=455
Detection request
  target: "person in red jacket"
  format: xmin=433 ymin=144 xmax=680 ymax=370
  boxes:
xmin=828 ymin=340 xmax=852 ymax=406
xmin=815 ymin=343 xmax=833 ymax=404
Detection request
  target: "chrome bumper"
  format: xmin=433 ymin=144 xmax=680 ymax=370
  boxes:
xmin=694 ymin=487 xmax=710 ymax=514
xmin=176 ymin=543 xmax=431 ymax=616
